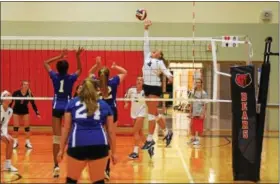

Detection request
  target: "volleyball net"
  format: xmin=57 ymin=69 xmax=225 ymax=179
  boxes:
xmin=0 ymin=35 xmax=257 ymax=127
xmin=1 ymin=36 xmax=253 ymax=101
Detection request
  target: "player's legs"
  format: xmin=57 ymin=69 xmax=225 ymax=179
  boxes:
xmin=12 ymin=114 xmax=20 ymax=149
xmin=192 ymin=117 xmax=204 ymax=145
xmin=22 ymin=114 xmax=32 ymax=149
xmin=66 ymin=156 xmax=87 ymax=183
xmin=141 ymin=95 xmax=158 ymax=150
xmin=129 ymin=117 xmax=145 ymax=159
xmin=156 ymin=113 xmax=173 ymax=147
xmin=105 ymin=109 xmax=117 ymax=180
xmin=52 ymin=109 xmax=63 ymax=177
xmin=1 ymin=135 xmax=18 ymax=172
xmin=88 ymin=157 xmax=108 ymax=183
xmin=139 ymin=129 xmax=146 ymax=143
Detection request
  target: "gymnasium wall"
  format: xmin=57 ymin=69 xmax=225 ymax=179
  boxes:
xmin=1 ymin=2 xmax=279 ymax=130
xmin=1 ymin=2 xmax=278 ymax=23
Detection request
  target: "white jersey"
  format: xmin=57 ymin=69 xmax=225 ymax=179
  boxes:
xmin=142 ymin=30 xmax=173 ymax=86
xmin=1 ymin=105 xmax=13 ymax=136
xmin=125 ymin=87 xmax=146 ymax=119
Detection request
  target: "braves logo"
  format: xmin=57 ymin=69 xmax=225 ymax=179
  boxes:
xmin=235 ymin=73 xmax=252 ymax=88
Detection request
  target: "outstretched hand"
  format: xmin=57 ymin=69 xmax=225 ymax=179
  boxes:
xmin=59 ymin=49 xmax=68 ymax=59
xmin=96 ymin=56 xmax=102 ymax=66
xmin=144 ymin=20 xmax=152 ymax=30
xmin=111 ymin=62 xmax=117 ymax=69
xmin=76 ymin=47 xmax=84 ymax=56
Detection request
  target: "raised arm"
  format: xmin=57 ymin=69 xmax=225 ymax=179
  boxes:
xmin=44 ymin=50 xmax=67 ymax=72
xmin=143 ymin=20 xmax=152 ymax=60
xmin=74 ymin=47 xmax=84 ymax=77
xmin=88 ymin=56 xmax=102 ymax=77
xmin=111 ymin=62 xmax=127 ymax=83
xmin=159 ymin=60 xmax=173 ymax=82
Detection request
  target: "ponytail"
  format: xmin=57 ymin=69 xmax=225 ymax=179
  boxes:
xmin=79 ymin=78 xmax=98 ymax=116
xmin=98 ymin=67 xmax=110 ymax=98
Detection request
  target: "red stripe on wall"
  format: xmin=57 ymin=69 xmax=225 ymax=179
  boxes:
xmin=1 ymin=49 xmax=144 ymax=127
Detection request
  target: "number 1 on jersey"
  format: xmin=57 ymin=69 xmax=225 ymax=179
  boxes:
xmin=59 ymin=80 xmax=64 ymax=93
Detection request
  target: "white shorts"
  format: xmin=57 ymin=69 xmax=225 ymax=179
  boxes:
xmin=131 ymin=106 xmax=146 ymax=119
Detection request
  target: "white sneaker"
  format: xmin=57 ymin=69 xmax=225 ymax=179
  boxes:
xmin=13 ymin=142 xmax=18 ymax=149
xmin=53 ymin=166 xmax=60 ymax=178
xmin=187 ymin=138 xmax=195 ymax=144
xmin=104 ymin=170 xmax=110 ymax=180
xmin=192 ymin=139 xmax=200 ymax=146
xmin=25 ymin=142 xmax=33 ymax=149
xmin=4 ymin=165 xmax=18 ymax=172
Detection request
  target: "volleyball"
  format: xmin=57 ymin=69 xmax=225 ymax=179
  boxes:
xmin=136 ymin=9 xmax=147 ymax=21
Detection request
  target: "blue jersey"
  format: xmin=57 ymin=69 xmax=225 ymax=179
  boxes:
xmin=65 ymin=97 xmax=113 ymax=148
xmin=49 ymin=71 xmax=78 ymax=110
xmin=98 ymin=76 xmax=120 ymax=110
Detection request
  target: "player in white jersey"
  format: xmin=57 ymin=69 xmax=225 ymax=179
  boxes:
xmin=141 ymin=20 xmax=174 ymax=154
xmin=124 ymin=76 xmax=147 ymax=159
xmin=1 ymin=90 xmax=18 ymax=172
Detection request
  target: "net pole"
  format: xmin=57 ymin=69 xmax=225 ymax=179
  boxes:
xmin=211 ymin=40 xmax=218 ymax=100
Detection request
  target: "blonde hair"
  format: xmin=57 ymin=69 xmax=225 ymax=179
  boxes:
xmin=98 ymin=67 xmax=110 ymax=98
xmin=79 ymin=78 xmax=99 ymax=116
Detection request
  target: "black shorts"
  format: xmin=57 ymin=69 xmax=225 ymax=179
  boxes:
xmin=52 ymin=109 xmax=65 ymax=118
xmin=13 ymin=108 xmax=29 ymax=115
xmin=67 ymin=145 xmax=109 ymax=161
xmin=143 ymin=84 xmax=162 ymax=97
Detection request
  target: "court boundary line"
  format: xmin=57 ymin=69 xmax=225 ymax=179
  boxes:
xmin=0 ymin=172 xmax=22 ymax=183
xmin=175 ymin=144 xmax=195 ymax=183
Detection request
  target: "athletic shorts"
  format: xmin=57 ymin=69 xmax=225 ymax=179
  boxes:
xmin=131 ymin=106 xmax=146 ymax=119
xmin=52 ymin=109 xmax=65 ymax=118
xmin=13 ymin=109 xmax=29 ymax=115
xmin=67 ymin=145 xmax=109 ymax=161
xmin=191 ymin=117 xmax=204 ymax=134
xmin=143 ymin=84 xmax=162 ymax=97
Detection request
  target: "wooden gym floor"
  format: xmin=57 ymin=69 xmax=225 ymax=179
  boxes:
xmin=1 ymin=128 xmax=278 ymax=183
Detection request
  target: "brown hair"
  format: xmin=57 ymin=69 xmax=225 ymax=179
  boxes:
xmin=159 ymin=52 xmax=170 ymax=82
xmin=79 ymin=78 xmax=99 ymax=116
xmin=98 ymin=67 xmax=110 ymax=98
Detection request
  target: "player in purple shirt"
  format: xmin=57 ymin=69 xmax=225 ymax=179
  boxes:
xmin=88 ymin=56 xmax=127 ymax=180
xmin=57 ymin=78 xmax=117 ymax=184
xmin=43 ymin=47 xmax=83 ymax=178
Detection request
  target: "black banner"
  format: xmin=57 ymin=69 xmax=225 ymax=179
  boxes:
xmin=230 ymin=65 xmax=258 ymax=181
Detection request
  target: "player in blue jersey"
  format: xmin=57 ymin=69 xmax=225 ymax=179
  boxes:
xmin=88 ymin=56 xmax=127 ymax=180
xmin=57 ymin=78 xmax=117 ymax=184
xmin=43 ymin=47 xmax=83 ymax=178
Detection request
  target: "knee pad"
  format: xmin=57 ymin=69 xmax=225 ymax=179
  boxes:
xmin=148 ymin=114 xmax=156 ymax=121
xmin=93 ymin=179 xmax=105 ymax=184
xmin=53 ymin=135 xmax=61 ymax=144
xmin=13 ymin=127 xmax=19 ymax=132
xmin=66 ymin=177 xmax=77 ymax=184
xmin=24 ymin=127 xmax=30 ymax=132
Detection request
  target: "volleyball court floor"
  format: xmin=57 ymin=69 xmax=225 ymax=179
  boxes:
xmin=1 ymin=111 xmax=278 ymax=183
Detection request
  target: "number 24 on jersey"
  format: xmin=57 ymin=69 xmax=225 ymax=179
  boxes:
xmin=75 ymin=101 xmax=101 ymax=120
